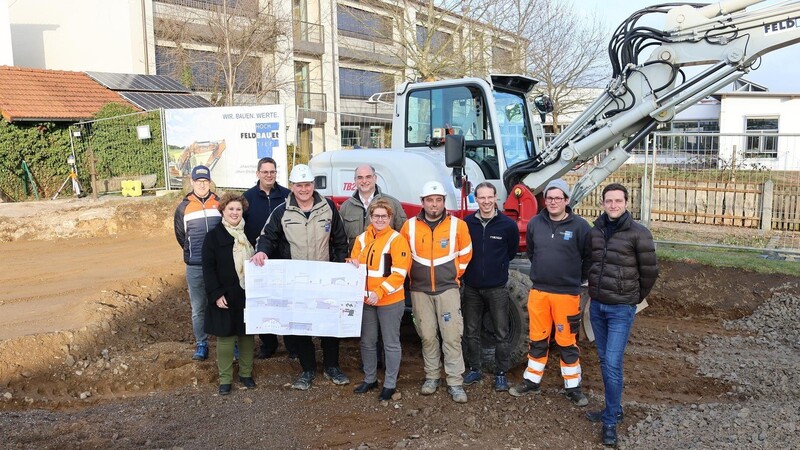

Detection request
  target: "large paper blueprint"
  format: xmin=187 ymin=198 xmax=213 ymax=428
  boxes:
xmin=244 ymin=260 xmax=366 ymax=337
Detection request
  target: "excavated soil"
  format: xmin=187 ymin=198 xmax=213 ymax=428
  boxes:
xmin=1 ymin=196 xmax=798 ymax=449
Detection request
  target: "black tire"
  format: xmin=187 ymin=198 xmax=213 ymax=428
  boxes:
xmin=478 ymin=269 xmax=532 ymax=373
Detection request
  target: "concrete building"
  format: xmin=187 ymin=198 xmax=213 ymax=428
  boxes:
xmin=6 ymin=0 xmax=519 ymax=161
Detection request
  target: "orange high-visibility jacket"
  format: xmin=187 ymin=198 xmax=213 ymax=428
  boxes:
xmin=400 ymin=213 xmax=472 ymax=294
xmin=350 ymin=225 xmax=412 ymax=306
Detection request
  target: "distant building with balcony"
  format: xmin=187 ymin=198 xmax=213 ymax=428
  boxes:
xmin=6 ymin=0 xmax=521 ymax=163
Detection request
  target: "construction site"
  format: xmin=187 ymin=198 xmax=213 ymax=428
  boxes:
xmin=0 ymin=195 xmax=797 ymax=449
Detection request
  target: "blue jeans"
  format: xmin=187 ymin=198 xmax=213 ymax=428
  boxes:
xmin=590 ymin=300 xmax=637 ymax=426
xmin=185 ymin=265 xmax=208 ymax=344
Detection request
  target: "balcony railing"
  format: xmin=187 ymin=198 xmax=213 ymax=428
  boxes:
xmin=296 ymin=91 xmax=326 ymax=110
xmin=294 ymin=20 xmax=324 ymax=45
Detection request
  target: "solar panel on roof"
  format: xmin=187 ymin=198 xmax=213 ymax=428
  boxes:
xmin=120 ymin=92 xmax=213 ymax=110
xmin=87 ymin=72 xmax=191 ymax=93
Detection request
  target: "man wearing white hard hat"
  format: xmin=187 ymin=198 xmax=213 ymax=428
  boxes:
xmin=251 ymin=164 xmax=350 ymax=391
xmin=400 ymin=181 xmax=473 ymax=403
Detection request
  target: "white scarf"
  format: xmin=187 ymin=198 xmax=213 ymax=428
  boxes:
xmin=222 ymin=218 xmax=254 ymax=289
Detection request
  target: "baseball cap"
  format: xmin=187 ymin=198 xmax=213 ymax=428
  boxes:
xmin=191 ymin=165 xmax=212 ymax=181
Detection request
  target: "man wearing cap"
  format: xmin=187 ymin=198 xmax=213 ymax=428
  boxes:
xmin=509 ymin=178 xmax=592 ymax=407
xmin=174 ymin=165 xmax=221 ymax=361
xmin=400 ymin=181 xmax=472 ymax=403
xmin=251 ymin=164 xmax=350 ymax=391
xmin=242 ymin=156 xmax=291 ymax=360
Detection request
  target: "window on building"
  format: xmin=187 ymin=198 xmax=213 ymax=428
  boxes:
xmin=492 ymin=46 xmax=515 ymax=72
xmin=744 ymin=117 xmax=779 ymax=158
xmin=654 ymin=120 xmax=720 ymax=154
xmin=416 ymin=26 xmax=453 ymax=53
xmin=154 ymin=0 xmax=254 ymax=14
xmin=338 ymin=6 xmax=391 ymax=41
xmin=339 ymin=68 xmax=393 ymax=99
xmin=341 ymin=126 xmax=360 ymax=149
xmin=155 ymin=46 xmax=261 ymax=93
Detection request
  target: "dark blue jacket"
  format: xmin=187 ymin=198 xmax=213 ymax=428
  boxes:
xmin=242 ymin=181 xmax=290 ymax=246
xmin=526 ymin=206 xmax=592 ymax=295
xmin=463 ymin=210 xmax=520 ymax=289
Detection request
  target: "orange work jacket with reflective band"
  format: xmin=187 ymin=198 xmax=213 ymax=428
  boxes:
xmin=351 ymin=225 xmax=412 ymax=306
xmin=400 ymin=213 xmax=472 ymax=294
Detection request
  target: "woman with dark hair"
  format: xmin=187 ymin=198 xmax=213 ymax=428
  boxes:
xmin=202 ymin=192 xmax=256 ymax=395
xmin=348 ymin=199 xmax=411 ymax=401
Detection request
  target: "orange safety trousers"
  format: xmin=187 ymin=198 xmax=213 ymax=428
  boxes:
xmin=523 ymin=289 xmax=583 ymax=389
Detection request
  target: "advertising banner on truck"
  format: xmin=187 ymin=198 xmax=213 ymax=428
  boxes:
xmin=164 ymin=105 xmax=287 ymax=189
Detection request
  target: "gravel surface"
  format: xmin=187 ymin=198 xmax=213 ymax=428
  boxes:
xmin=622 ymin=291 xmax=800 ymax=449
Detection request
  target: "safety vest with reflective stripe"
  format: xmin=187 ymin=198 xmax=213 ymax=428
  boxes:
xmin=400 ymin=213 xmax=472 ymax=294
xmin=350 ymin=225 xmax=412 ymax=306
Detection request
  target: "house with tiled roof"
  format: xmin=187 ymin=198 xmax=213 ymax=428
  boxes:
xmin=0 ymin=66 xmax=133 ymax=122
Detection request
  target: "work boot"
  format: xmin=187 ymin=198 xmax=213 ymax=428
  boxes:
xmin=420 ymin=378 xmax=440 ymax=395
xmin=378 ymin=387 xmax=396 ymax=401
xmin=192 ymin=341 xmax=208 ymax=361
xmin=323 ymin=367 xmax=350 ymax=385
xmin=565 ymin=387 xmax=589 ymax=407
xmin=353 ymin=381 xmax=379 ymax=394
xmin=239 ymin=376 xmax=256 ymax=389
xmin=602 ymin=424 xmax=618 ymax=447
xmin=448 ymin=385 xmax=468 ymax=403
xmin=218 ymin=384 xmax=231 ymax=396
xmin=463 ymin=369 xmax=482 ymax=385
xmin=586 ymin=409 xmax=624 ymax=423
xmin=291 ymin=371 xmax=315 ymax=391
xmin=508 ymin=380 xmax=541 ymax=397
xmin=494 ymin=373 xmax=510 ymax=392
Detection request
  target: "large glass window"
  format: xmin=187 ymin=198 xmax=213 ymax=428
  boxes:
xmin=338 ymin=6 xmax=391 ymax=40
xmin=494 ymin=90 xmax=533 ymax=167
xmin=339 ymin=68 xmax=393 ymax=99
xmin=406 ymin=85 xmax=499 ymax=179
xmin=416 ymin=26 xmax=453 ymax=52
xmin=744 ymin=117 xmax=779 ymax=158
xmin=155 ymin=45 xmax=260 ymax=93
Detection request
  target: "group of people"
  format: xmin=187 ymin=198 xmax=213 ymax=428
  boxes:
xmin=174 ymin=160 xmax=658 ymax=447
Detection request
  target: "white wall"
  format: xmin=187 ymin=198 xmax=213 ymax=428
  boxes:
xmin=0 ymin=0 xmax=13 ymax=65
xmin=9 ymin=0 xmax=151 ymax=73
xmin=719 ymin=94 xmax=800 ymax=170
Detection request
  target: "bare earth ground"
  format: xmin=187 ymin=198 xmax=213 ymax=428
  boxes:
xmin=0 ymin=196 xmax=798 ymax=449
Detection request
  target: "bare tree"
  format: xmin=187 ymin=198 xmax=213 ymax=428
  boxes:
xmin=342 ymin=0 xmax=494 ymax=82
xmin=155 ymin=0 xmax=291 ymax=106
xmin=490 ymin=0 xmax=607 ymax=130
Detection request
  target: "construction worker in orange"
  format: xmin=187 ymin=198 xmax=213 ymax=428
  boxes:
xmin=508 ymin=179 xmax=592 ymax=407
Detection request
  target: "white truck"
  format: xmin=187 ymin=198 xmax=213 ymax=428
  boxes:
xmin=310 ymin=0 xmax=800 ymax=368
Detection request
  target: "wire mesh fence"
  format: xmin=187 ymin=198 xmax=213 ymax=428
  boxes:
xmin=70 ymin=110 xmax=165 ymax=195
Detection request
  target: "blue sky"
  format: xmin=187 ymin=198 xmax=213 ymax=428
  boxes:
xmin=576 ymin=0 xmax=800 ymax=91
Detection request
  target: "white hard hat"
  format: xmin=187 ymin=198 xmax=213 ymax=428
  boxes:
xmin=289 ymin=164 xmax=314 ymax=183
xmin=420 ymin=181 xmax=447 ymax=198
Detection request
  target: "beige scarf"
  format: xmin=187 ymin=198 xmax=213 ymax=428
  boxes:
xmin=222 ymin=218 xmax=254 ymax=289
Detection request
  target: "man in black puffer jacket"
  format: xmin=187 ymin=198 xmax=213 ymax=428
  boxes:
xmin=585 ymin=183 xmax=658 ymax=448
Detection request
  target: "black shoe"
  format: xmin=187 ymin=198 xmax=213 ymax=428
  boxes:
xmin=602 ymin=424 xmax=618 ymax=447
xmin=257 ymin=347 xmax=274 ymax=359
xmin=353 ymin=381 xmax=379 ymax=394
xmin=218 ymin=384 xmax=232 ymax=395
xmin=586 ymin=409 xmax=624 ymax=423
xmin=508 ymin=380 xmax=541 ymax=397
xmin=378 ymin=387 xmax=396 ymax=401
xmin=565 ymin=388 xmax=589 ymax=407
xmin=239 ymin=376 xmax=257 ymax=389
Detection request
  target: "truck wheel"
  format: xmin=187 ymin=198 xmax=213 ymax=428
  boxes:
xmin=478 ymin=270 xmax=531 ymax=373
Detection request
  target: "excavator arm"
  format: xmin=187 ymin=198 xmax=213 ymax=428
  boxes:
xmin=503 ymin=0 xmax=800 ymax=205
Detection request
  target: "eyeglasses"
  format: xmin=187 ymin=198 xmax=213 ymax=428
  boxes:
xmin=259 ymin=170 xmax=277 ymax=175
xmin=545 ymin=196 xmax=565 ymax=203
xmin=371 ymin=214 xmax=389 ymax=220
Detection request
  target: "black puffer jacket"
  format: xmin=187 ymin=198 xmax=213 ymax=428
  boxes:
xmin=587 ymin=211 xmax=659 ymax=305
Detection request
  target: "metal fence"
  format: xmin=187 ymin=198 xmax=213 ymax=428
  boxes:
xmin=70 ymin=110 xmax=166 ymax=195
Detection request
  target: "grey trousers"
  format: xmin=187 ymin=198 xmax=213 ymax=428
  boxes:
xmin=360 ymin=301 xmax=404 ymax=389
xmin=411 ymin=289 xmax=465 ymax=387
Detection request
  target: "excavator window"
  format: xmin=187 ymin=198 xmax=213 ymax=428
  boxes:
xmin=405 ymin=84 xmax=493 ymax=146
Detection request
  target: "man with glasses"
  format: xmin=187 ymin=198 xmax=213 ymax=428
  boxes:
xmin=173 ymin=165 xmax=221 ymax=361
xmin=339 ymin=165 xmax=407 ymax=252
xmin=509 ymin=179 xmax=592 ymax=408
xmin=244 ymin=157 xmax=291 ymax=359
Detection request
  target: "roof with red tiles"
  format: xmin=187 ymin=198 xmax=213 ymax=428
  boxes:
xmin=0 ymin=66 xmax=135 ymax=122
